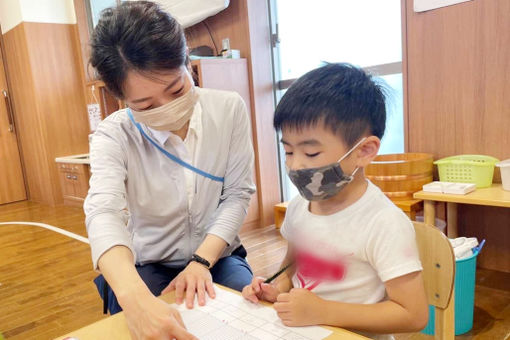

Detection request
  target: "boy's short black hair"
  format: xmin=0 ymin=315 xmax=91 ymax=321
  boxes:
xmin=273 ymin=63 xmax=387 ymax=147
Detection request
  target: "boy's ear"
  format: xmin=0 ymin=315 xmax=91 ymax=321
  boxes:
xmin=356 ymin=136 xmax=380 ymax=167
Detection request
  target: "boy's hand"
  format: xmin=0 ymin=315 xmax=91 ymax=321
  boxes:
xmin=242 ymin=277 xmax=280 ymax=303
xmin=273 ymin=288 xmax=325 ymax=326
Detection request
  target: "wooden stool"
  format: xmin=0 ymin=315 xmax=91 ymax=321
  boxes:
xmin=274 ymin=202 xmax=288 ymax=228
xmin=393 ymin=199 xmax=423 ymax=220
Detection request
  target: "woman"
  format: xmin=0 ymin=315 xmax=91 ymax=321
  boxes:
xmin=84 ymin=2 xmax=255 ymax=339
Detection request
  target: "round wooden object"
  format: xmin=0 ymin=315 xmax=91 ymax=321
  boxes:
xmin=366 ymin=153 xmax=434 ymax=200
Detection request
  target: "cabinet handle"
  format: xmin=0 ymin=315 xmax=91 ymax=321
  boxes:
xmin=2 ymin=89 xmax=15 ymax=133
xmin=66 ymin=174 xmax=72 ymax=179
xmin=72 ymin=175 xmax=78 ymax=180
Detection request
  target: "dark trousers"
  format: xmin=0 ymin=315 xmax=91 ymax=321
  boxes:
xmin=94 ymin=246 xmax=253 ymax=314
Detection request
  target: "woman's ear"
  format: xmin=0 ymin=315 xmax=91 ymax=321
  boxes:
xmin=356 ymin=136 xmax=380 ymax=168
xmin=185 ymin=50 xmax=198 ymax=85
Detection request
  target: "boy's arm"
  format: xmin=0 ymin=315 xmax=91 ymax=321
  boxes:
xmin=274 ymin=271 xmax=429 ymax=333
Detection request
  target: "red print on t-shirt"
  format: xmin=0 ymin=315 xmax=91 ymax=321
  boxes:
xmin=295 ymin=251 xmax=348 ymax=291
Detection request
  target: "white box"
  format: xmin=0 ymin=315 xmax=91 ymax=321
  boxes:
xmin=423 ymin=181 xmax=476 ymax=195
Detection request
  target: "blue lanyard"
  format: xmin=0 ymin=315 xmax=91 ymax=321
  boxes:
xmin=127 ymin=109 xmax=224 ymax=183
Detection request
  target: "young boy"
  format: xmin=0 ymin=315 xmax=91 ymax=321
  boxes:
xmin=242 ymin=63 xmax=428 ymax=339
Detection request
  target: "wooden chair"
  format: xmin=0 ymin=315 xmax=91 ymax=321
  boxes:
xmin=413 ymin=221 xmax=456 ymax=339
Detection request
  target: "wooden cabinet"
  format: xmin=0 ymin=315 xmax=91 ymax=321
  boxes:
xmin=57 ymin=163 xmax=90 ymax=207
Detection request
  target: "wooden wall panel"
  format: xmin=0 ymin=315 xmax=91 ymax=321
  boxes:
xmin=245 ymin=0 xmax=280 ymax=228
xmin=74 ymin=0 xmax=92 ymax=82
xmin=401 ymin=0 xmax=410 ymax=151
xmin=3 ymin=24 xmax=48 ymax=203
xmin=3 ymin=22 xmax=90 ymax=205
xmin=406 ymin=0 xmax=510 ymax=159
xmin=26 ymin=22 xmax=90 ymax=203
xmin=404 ymin=0 xmax=510 ymax=272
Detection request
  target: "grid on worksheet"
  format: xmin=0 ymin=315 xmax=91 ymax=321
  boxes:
xmin=172 ymin=287 xmax=331 ymax=340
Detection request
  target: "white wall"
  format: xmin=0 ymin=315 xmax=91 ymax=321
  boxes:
xmin=1 ymin=0 xmax=76 ymax=34
xmin=0 ymin=0 xmax=24 ymax=34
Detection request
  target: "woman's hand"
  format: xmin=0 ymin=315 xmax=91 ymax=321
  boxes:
xmin=120 ymin=288 xmax=197 ymax=340
xmin=162 ymin=261 xmax=216 ymax=308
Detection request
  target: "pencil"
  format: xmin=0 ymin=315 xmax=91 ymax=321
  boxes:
xmin=264 ymin=262 xmax=294 ymax=283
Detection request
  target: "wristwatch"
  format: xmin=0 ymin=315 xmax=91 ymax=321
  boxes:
xmin=190 ymin=253 xmax=211 ymax=269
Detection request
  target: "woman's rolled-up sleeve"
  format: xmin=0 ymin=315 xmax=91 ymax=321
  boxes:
xmin=84 ymin=119 xmax=135 ymax=270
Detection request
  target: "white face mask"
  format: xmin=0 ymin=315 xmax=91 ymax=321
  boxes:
xmin=130 ymin=86 xmax=199 ymax=131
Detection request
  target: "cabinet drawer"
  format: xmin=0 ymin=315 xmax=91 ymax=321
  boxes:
xmin=57 ymin=163 xmax=91 ymax=206
xmin=59 ymin=172 xmax=76 ymax=197
xmin=74 ymin=172 xmax=90 ymax=198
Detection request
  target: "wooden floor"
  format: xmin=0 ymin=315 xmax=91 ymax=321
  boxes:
xmin=0 ymin=201 xmax=508 ymax=339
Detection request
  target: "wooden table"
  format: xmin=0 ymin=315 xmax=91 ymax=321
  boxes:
xmin=414 ymin=184 xmax=510 ymax=238
xmin=55 ymin=286 xmax=368 ymax=340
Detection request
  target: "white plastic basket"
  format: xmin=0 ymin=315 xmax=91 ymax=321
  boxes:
xmin=496 ymin=159 xmax=510 ymax=191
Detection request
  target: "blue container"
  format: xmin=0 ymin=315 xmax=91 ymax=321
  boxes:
xmin=422 ymin=250 xmax=479 ymax=335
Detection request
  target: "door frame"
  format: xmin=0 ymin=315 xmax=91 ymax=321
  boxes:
xmin=0 ymin=23 xmax=28 ymax=203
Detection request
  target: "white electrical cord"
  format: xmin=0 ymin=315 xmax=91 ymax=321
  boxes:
xmin=0 ymin=222 xmax=89 ymax=244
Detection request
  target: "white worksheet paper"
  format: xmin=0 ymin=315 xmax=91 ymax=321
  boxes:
xmin=171 ymin=285 xmax=333 ymax=340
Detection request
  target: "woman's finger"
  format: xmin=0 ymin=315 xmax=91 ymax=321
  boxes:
xmin=185 ymin=278 xmax=197 ymax=309
xmin=175 ymin=279 xmax=186 ymax=304
xmin=167 ymin=320 xmax=198 ymax=340
xmin=205 ymin=279 xmax=216 ymax=299
xmin=162 ymin=279 xmax=176 ymax=295
xmin=196 ymin=279 xmax=206 ymax=306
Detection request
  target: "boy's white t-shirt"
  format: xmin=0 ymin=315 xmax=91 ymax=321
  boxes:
xmin=281 ymin=180 xmax=423 ymax=305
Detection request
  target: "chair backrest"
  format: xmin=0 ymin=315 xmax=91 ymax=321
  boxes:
xmin=412 ymin=221 xmax=455 ymax=308
xmin=413 ymin=221 xmax=456 ymax=339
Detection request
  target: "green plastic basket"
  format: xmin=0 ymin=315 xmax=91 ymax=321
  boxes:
xmin=434 ymin=155 xmax=499 ymax=188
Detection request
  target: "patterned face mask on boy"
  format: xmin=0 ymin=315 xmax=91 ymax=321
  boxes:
xmin=287 ymin=138 xmax=366 ymax=201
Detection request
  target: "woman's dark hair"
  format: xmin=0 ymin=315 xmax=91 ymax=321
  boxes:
xmin=90 ymin=1 xmax=187 ymax=98
xmin=274 ymin=63 xmax=387 ymax=147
